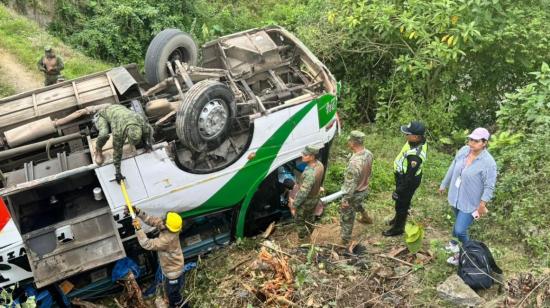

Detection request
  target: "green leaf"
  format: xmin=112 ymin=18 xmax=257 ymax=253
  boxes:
xmin=406 ymin=238 xmax=423 ymax=254
xmin=405 ymin=222 xmax=424 ymax=244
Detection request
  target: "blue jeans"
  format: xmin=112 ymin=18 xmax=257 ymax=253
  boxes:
xmin=452 ymin=207 xmax=474 ymax=243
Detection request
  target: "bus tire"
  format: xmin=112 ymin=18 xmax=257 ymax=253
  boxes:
xmin=145 ymin=29 xmax=198 ymax=85
xmin=176 ymin=80 xmax=236 ymax=152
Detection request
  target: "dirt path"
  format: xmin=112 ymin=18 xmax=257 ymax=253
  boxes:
xmin=0 ymin=48 xmax=43 ymax=93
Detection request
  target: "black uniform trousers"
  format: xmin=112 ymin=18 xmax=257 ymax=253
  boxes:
xmin=394 ymin=172 xmax=422 ymax=216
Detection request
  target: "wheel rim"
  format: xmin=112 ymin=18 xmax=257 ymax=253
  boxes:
xmin=198 ymin=99 xmax=228 ymax=140
xmin=168 ymin=47 xmax=190 ymax=64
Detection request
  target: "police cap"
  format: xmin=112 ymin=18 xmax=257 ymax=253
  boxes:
xmin=400 ymin=121 xmax=426 ymax=136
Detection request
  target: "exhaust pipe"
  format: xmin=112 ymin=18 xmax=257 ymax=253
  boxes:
xmin=320 ymin=190 xmax=344 ymax=204
xmin=0 ymin=133 xmax=83 ymax=161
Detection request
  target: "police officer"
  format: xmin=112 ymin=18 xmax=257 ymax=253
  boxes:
xmin=340 ymin=130 xmax=374 ymax=245
xmin=94 ymin=104 xmax=154 ymax=183
xmin=37 ymin=46 xmax=64 ymax=86
xmin=132 ymin=209 xmax=188 ymax=308
xmin=289 ymin=145 xmax=325 ymax=239
xmin=383 ymin=121 xmax=428 ymax=236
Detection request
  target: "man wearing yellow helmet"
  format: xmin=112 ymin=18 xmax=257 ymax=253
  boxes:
xmin=132 ymin=208 xmax=187 ymax=307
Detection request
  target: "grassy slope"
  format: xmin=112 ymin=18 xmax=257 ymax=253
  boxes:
xmin=184 ymin=128 xmax=545 ymax=307
xmin=324 ymin=128 xmax=541 ymax=303
xmin=0 ymin=83 xmax=15 ymax=97
xmin=1 ymin=4 xmax=545 ymax=306
xmin=0 ymin=5 xmax=110 ymax=81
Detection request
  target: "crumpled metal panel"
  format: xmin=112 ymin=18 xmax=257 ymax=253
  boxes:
xmin=23 ymin=207 xmax=125 ymax=288
xmin=107 ymin=67 xmax=137 ymax=95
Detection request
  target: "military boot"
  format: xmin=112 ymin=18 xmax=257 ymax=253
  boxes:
xmin=357 ymin=212 xmax=373 ymax=224
xmin=94 ymin=149 xmax=104 ymax=165
xmin=382 ymin=212 xmax=407 ymax=236
xmin=338 ymin=238 xmax=350 ymax=249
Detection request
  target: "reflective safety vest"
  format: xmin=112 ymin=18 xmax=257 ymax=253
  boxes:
xmin=393 ymin=142 xmax=428 ymax=176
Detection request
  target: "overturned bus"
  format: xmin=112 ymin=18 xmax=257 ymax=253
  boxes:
xmin=0 ymin=26 xmax=338 ymax=299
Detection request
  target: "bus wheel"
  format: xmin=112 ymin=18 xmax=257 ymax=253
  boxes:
xmin=176 ymin=80 xmax=236 ymax=152
xmin=145 ymin=29 xmax=198 ymax=85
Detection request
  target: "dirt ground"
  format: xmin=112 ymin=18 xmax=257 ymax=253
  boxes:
xmin=173 ymin=218 xmax=550 ymax=308
xmin=0 ymin=48 xmax=43 ymax=93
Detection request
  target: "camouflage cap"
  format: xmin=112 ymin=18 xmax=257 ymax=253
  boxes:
xmin=126 ymin=125 xmax=142 ymax=145
xmin=44 ymin=46 xmax=53 ymax=52
xmin=302 ymin=144 xmax=321 ymax=156
xmin=348 ymin=130 xmax=365 ymax=143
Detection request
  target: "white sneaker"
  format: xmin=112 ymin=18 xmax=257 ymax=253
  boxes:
xmin=447 ymin=254 xmax=459 ymax=266
xmin=445 ymin=241 xmax=460 ymax=254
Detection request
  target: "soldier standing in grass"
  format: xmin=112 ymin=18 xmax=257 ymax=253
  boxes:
xmin=94 ymin=104 xmax=154 ymax=183
xmin=289 ymin=145 xmax=325 ymax=239
xmin=37 ymin=46 xmax=64 ymax=86
xmin=340 ymin=130 xmax=374 ymax=245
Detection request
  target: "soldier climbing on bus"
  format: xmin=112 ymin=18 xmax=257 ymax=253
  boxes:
xmin=93 ymin=104 xmax=154 ymax=183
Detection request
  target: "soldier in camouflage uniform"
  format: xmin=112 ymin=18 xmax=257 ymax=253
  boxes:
xmin=340 ymin=130 xmax=374 ymax=245
xmin=37 ymin=46 xmax=64 ymax=86
xmin=94 ymin=104 xmax=154 ymax=182
xmin=289 ymin=145 xmax=325 ymax=239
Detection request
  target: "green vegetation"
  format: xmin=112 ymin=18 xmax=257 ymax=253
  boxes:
xmin=44 ymin=0 xmax=550 ymax=133
xmin=0 ymin=1 xmax=547 ymax=304
xmin=0 ymin=5 xmax=109 ymax=79
xmin=47 ymin=0 xmax=318 ymax=65
xmin=490 ymin=63 xmax=550 ymax=257
xmin=0 ymin=83 xmax=15 ymax=97
xmin=320 ymin=131 xmax=541 ymax=304
xmin=183 ymin=132 xmax=540 ymax=306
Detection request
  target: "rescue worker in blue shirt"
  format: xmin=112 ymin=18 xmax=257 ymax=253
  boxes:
xmin=383 ymin=121 xmax=428 ymax=236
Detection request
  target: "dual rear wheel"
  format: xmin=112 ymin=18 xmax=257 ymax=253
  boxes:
xmin=145 ymin=29 xmax=235 ymax=152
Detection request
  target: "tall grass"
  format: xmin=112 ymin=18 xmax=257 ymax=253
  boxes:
xmin=0 ymin=5 xmax=110 ymax=80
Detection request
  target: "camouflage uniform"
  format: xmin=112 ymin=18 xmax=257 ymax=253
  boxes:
xmin=294 ymin=145 xmax=325 ymax=238
xmin=340 ymin=131 xmax=373 ymax=243
xmin=37 ymin=47 xmax=64 ymax=86
xmin=95 ymin=104 xmax=153 ymax=176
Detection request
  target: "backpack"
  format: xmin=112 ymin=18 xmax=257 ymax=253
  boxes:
xmin=457 ymin=240 xmax=503 ymax=290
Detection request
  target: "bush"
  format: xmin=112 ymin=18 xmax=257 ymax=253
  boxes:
xmin=491 ymin=63 xmax=550 ymax=258
xmin=0 ymin=5 xmax=109 ymax=79
xmin=49 ymin=0 xmax=197 ymax=65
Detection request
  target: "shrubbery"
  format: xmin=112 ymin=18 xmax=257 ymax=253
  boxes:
xmin=490 ymin=63 xmax=550 ymax=258
xmin=37 ymin=0 xmax=550 ymax=258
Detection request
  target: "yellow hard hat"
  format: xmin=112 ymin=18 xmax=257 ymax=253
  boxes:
xmin=165 ymin=212 xmax=183 ymax=232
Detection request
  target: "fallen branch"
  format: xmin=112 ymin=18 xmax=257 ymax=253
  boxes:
xmin=112 ymin=298 xmax=123 ymax=308
xmin=240 ymin=281 xmax=256 ymax=293
xmin=229 ymin=257 xmax=252 ymax=272
xmin=517 ymin=275 xmax=550 ymax=307
xmin=260 ymin=242 xmax=293 ymax=258
xmin=71 ymin=298 xmax=108 ymax=308
xmin=272 ymin=295 xmax=300 ymax=307
xmin=262 ymin=222 xmax=276 ymax=238
xmin=389 ymin=269 xmax=414 ymax=280
xmin=377 ymin=254 xmax=414 ymax=267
